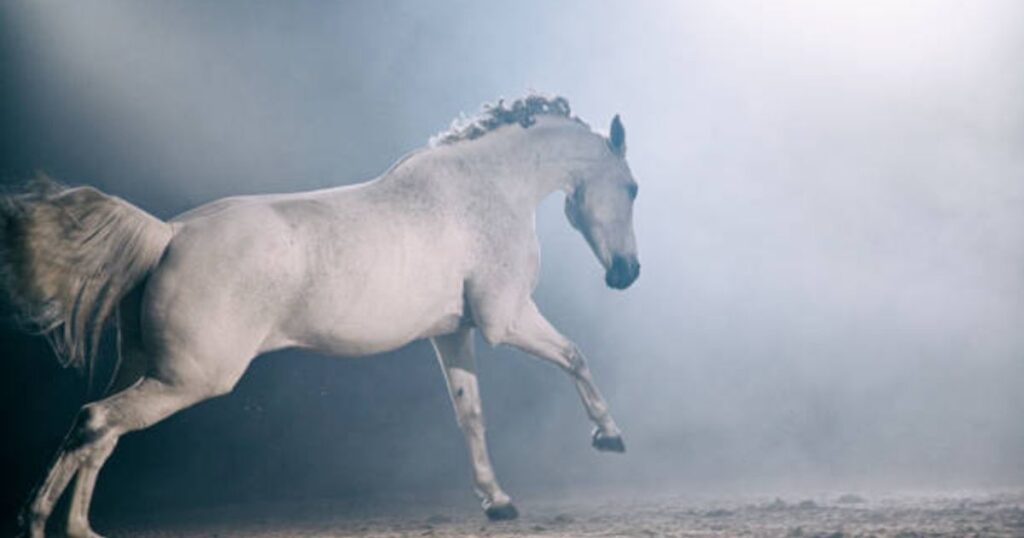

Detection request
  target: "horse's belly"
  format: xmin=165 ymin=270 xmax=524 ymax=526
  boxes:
xmin=280 ymin=274 xmax=467 ymax=357
xmin=296 ymin=310 xmax=463 ymax=357
xmin=265 ymin=204 xmax=471 ymax=357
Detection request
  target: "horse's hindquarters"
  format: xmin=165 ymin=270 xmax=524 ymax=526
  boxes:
xmin=139 ymin=211 xmax=304 ymax=386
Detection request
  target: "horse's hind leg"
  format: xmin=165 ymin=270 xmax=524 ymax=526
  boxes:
xmin=65 ymin=438 xmax=117 ymax=538
xmin=431 ymin=327 xmax=517 ymax=521
xmin=22 ymin=432 xmax=92 ymax=538
xmin=23 ymin=375 xmax=227 ymax=538
xmin=64 ymin=304 xmax=150 ymax=538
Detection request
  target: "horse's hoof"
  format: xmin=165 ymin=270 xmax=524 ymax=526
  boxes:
xmin=485 ymin=502 xmax=519 ymax=521
xmin=592 ymin=428 xmax=626 ymax=453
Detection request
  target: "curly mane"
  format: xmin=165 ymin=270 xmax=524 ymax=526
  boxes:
xmin=430 ymin=93 xmax=586 ymax=146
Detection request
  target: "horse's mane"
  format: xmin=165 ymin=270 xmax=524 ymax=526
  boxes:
xmin=430 ymin=93 xmax=587 ymax=146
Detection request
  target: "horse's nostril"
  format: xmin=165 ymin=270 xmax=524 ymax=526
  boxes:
xmin=606 ymin=255 xmax=639 ymax=289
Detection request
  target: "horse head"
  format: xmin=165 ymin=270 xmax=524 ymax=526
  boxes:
xmin=564 ymin=115 xmax=640 ymax=289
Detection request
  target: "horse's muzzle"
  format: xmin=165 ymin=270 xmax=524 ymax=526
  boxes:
xmin=605 ymin=255 xmax=640 ymax=290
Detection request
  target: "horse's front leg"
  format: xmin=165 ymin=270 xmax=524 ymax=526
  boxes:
xmin=500 ymin=300 xmax=625 ymax=452
xmin=431 ymin=326 xmax=518 ymax=520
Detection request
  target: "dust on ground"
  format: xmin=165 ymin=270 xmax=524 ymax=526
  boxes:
xmin=100 ymin=490 xmax=1024 ymax=537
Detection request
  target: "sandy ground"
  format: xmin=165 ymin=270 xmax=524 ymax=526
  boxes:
xmin=98 ymin=491 xmax=1024 ymax=538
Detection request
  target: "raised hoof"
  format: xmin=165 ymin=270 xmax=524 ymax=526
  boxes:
xmin=485 ymin=502 xmax=519 ymax=521
xmin=592 ymin=429 xmax=626 ymax=453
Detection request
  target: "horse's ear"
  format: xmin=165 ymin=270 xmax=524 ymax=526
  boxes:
xmin=608 ymin=114 xmax=626 ymax=156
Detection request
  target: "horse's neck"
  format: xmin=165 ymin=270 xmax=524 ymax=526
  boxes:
xmin=396 ymin=122 xmax=594 ymax=215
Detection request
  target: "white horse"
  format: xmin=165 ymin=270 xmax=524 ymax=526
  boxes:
xmin=1 ymin=94 xmax=640 ymax=537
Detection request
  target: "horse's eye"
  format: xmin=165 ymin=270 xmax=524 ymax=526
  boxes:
xmin=626 ymin=183 xmax=638 ymax=200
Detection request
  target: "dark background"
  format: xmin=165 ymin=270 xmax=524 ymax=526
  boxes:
xmin=3 ymin=1 xmax=1024 ymax=533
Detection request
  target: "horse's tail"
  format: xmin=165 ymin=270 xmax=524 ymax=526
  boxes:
xmin=0 ymin=175 xmax=173 ymax=373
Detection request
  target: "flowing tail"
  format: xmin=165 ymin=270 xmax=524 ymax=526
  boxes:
xmin=0 ymin=175 xmax=172 ymax=373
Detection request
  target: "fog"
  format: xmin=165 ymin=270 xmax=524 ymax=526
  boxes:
xmin=2 ymin=0 xmax=1023 ymax=523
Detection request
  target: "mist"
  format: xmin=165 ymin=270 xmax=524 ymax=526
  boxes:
xmin=2 ymin=0 xmax=1023 ymax=525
